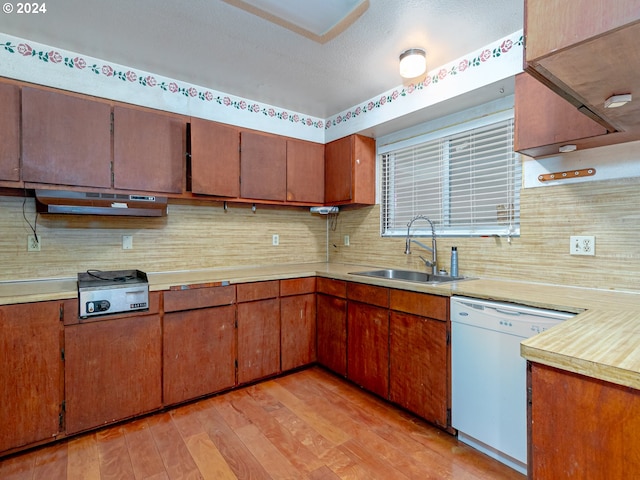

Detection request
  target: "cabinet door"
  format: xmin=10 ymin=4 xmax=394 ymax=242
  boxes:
xmin=514 ymin=73 xmax=607 ymax=157
xmin=65 ymin=314 xmax=162 ymax=434
xmin=389 ymin=311 xmax=448 ymax=427
xmin=525 ymin=0 xmax=640 ymax=63
xmin=281 ymin=293 xmax=316 ymax=371
xmin=325 ymin=134 xmax=375 ymax=205
xmin=113 ymin=106 xmax=185 ymax=193
xmin=237 ymin=298 xmax=280 ymax=384
xmin=190 ymin=118 xmax=240 ymax=197
xmin=325 ymin=136 xmax=352 ymax=203
xmin=163 ymin=305 xmax=236 ymax=405
xmin=0 ymin=83 xmax=20 ymax=182
xmin=0 ymin=302 xmax=62 ymax=453
xmin=347 ymin=301 xmax=389 ymax=398
xmin=316 ymin=293 xmax=347 ymax=376
xmin=22 ymin=87 xmax=112 ymax=188
xmin=286 ymin=139 xmax=324 ymax=203
xmin=240 ymin=131 xmax=286 ymax=201
xmin=530 ymin=362 xmax=640 ymax=478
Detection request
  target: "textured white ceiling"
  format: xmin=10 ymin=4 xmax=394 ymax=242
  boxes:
xmin=0 ymin=0 xmax=523 ymax=121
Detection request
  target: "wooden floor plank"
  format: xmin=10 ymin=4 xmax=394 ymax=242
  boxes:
xmin=278 ymin=373 xmax=442 ymax=480
xmin=95 ymin=426 xmax=135 ymax=480
xmin=195 ymin=398 xmax=272 ymax=480
xmin=0 ymin=448 xmax=36 ymax=480
xmin=32 ymin=441 xmax=67 ymax=479
xmin=121 ymin=418 xmax=167 ymax=480
xmin=67 ymin=433 xmax=100 ymax=480
xmin=234 ymin=422 xmax=306 ymax=480
xmin=231 ymin=388 xmax=325 ymax=474
xmin=184 ymin=431 xmax=237 ymax=480
xmin=147 ymin=412 xmax=202 ymax=480
xmin=0 ymin=366 xmax=526 ymax=480
xmin=256 ymin=379 xmax=352 ymax=445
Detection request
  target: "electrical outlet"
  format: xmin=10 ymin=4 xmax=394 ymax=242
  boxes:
xmin=272 ymin=234 xmax=279 ymax=246
xmin=344 ymin=235 xmax=350 ymax=246
xmin=27 ymin=235 xmax=40 ymax=252
xmin=122 ymin=235 xmax=133 ymax=250
xmin=570 ymin=235 xmax=595 ymax=256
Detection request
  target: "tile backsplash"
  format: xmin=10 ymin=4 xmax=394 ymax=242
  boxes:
xmin=328 ymin=177 xmax=640 ymax=292
xmin=2 ymin=175 xmax=639 ymax=291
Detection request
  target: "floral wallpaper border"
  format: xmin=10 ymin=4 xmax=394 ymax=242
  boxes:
xmin=0 ymin=38 xmax=326 ymax=131
xmin=0 ymin=30 xmax=522 ymax=139
xmin=325 ymin=31 xmax=524 ymax=130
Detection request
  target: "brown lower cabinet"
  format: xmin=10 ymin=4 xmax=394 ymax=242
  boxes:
xmin=347 ymin=283 xmax=390 ymax=398
xmin=389 ymin=289 xmax=449 ymax=428
xmin=163 ymin=285 xmax=237 ymax=406
xmin=316 ymin=278 xmax=348 ymax=377
xmin=316 ymin=280 xmax=450 ymax=428
xmin=529 ymin=362 xmax=640 ymax=478
xmin=237 ymin=281 xmax=281 ymax=384
xmin=64 ymin=310 xmax=162 ymax=435
xmin=1 ymin=276 xmax=452 ymax=457
xmin=0 ymin=301 xmax=63 ymax=454
xmin=280 ymin=277 xmax=317 ymax=370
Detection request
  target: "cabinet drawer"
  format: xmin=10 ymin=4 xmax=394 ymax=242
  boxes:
xmin=280 ymin=277 xmax=316 ymax=296
xmin=237 ymin=280 xmax=279 ymax=302
xmin=164 ymin=285 xmax=235 ymax=312
xmin=347 ymin=282 xmax=389 ymax=308
xmin=389 ymin=290 xmax=448 ymax=321
xmin=316 ymin=277 xmax=346 ymax=298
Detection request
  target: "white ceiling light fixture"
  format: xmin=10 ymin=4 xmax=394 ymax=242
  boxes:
xmin=604 ymin=93 xmax=632 ymax=108
xmin=399 ymin=48 xmax=427 ymax=78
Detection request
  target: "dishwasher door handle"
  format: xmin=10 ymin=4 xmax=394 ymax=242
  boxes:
xmin=493 ymin=307 xmax=522 ymax=316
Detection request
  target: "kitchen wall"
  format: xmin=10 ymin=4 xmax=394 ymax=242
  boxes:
xmin=0 ymin=196 xmax=327 ymax=281
xmin=329 ymin=175 xmax=640 ymax=292
xmin=3 ymin=172 xmax=639 ymax=291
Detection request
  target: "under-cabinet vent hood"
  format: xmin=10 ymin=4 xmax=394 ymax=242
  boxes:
xmin=35 ymin=190 xmax=168 ymax=217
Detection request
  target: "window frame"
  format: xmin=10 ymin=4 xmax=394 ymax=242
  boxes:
xmin=379 ymin=109 xmax=521 ymax=238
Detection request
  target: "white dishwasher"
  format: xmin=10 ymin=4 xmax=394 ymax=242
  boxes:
xmin=450 ymin=296 xmax=574 ymax=475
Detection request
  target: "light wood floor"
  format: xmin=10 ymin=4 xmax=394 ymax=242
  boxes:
xmin=0 ymin=367 xmax=524 ymax=479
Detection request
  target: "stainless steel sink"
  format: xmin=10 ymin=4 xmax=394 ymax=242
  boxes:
xmin=350 ymin=269 xmax=469 ymax=284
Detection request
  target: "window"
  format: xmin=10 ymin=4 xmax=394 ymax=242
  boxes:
xmin=381 ymin=114 xmax=521 ymax=238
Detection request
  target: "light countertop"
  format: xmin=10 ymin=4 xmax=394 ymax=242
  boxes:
xmin=2 ymin=262 xmax=640 ymax=389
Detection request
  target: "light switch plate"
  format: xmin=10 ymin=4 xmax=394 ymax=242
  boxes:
xmin=122 ymin=235 xmax=133 ymax=250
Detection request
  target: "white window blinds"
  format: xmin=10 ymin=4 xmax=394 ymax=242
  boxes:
xmin=381 ymin=117 xmax=520 ymax=237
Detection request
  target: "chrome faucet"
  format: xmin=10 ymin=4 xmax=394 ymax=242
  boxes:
xmin=404 ymin=215 xmax=438 ymax=275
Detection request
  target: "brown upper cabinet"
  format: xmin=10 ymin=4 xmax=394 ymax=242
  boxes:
xmin=189 ymin=119 xmax=324 ymax=204
xmin=189 ymin=118 xmax=240 ymax=197
xmin=325 ymin=134 xmax=375 ymax=205
xmin=240 ymin=130 xmax=287 ymax=201
xmin=113 ymin=106 xmax=185 ymax=193
xmin=22 ymin=87 xmax=112 ymax=188
xmin=524 ymin=0 xmax=640 ymax=153
xmin=514 ymin=73 xmax=607 ymax=157
xmin=0 ymin=83 xmax=21 ymax=183
xmin=286 ymin=139 xmax=324 ymax=204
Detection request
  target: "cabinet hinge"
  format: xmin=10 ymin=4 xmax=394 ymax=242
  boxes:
xmin=447 ymin=408 xmax=451 ymax=426
xmin=527 ymin=386 xmax=532 ymax=406
xmin=110 ymin=111 xmax=114 ymax=134
xmin=59 ymin=304 xmax=64 ymax=322
xmin=61 ymin=348 xmax=65 ymax=361
xmin=446 ymin=330 xmax=450 ymax=346
xmin=59 ymin=401 xmax=65 ymax=431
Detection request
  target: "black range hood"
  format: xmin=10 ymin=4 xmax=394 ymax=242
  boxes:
xmin=35 ymin=190 xmax=168 ymax=217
